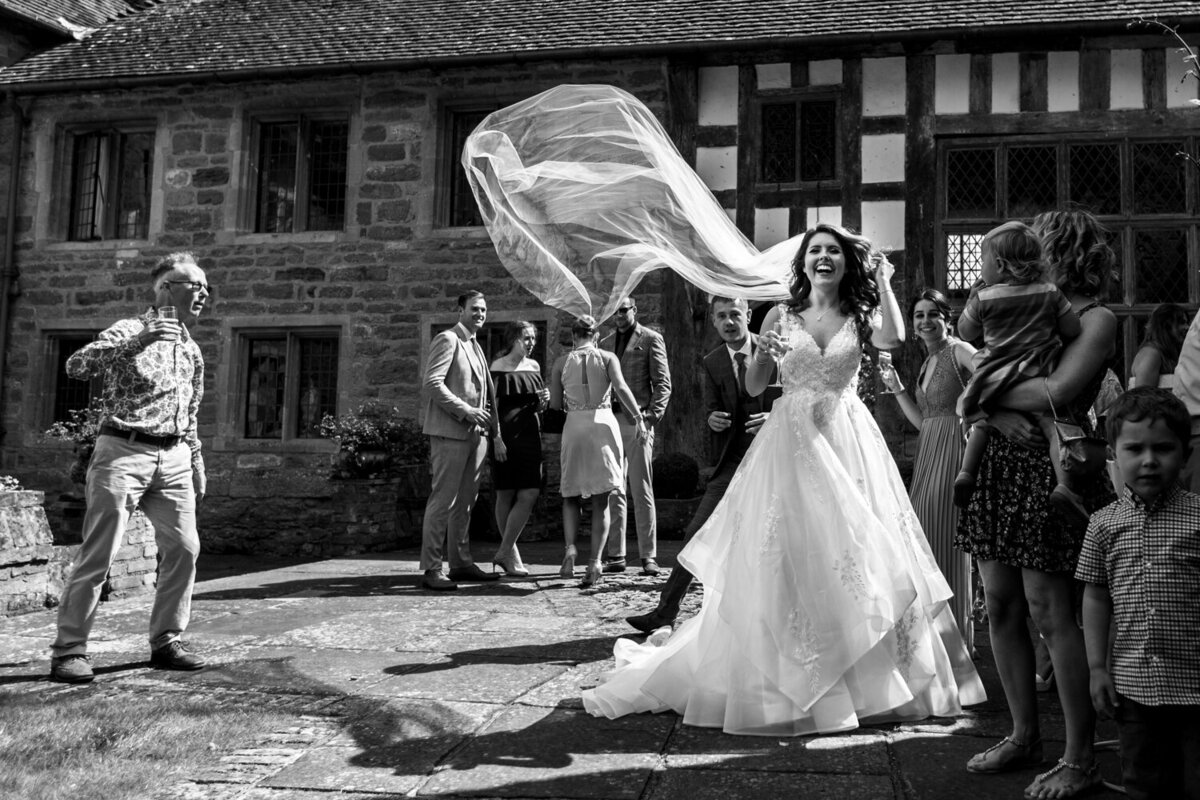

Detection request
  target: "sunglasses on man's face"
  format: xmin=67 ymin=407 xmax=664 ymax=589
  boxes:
xmin=616 ymin=306 xmax=634 ymax=314
xmin=162 ymin=280 xmax=212 ymax=294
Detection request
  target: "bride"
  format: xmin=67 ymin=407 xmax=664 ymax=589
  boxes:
xmin=582 ymin=223 xmax=986 ymax=736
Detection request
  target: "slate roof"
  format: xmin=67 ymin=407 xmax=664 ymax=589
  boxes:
xmin=2 ymin=0 xmax=1199 ymax=90
xmin=0 ymin=0 xmax=145 ymax=37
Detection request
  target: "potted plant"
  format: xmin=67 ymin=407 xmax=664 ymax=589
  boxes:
xmin=319 ymin=402 xmax=429 ymax=481
xmin=43 ymin=406 xmax=104 ymax=486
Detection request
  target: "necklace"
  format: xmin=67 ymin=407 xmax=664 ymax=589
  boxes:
xmin=812 ymin=306 xmax=836 ymax=322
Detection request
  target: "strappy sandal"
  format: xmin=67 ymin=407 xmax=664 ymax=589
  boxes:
xmin=966 ymin=735 xmax=1044 ymax=774
xmin=1022 ymin=758 xmax=1101 ymax=799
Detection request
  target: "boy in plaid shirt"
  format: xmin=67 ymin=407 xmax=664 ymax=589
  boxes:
xmin=1077 ymin=387 xmax=1200 ymax=799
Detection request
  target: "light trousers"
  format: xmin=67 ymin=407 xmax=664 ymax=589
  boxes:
xmin=53 ymin=435 xmax=199 ymax=657
xmin=607 ymin=420 xmax=656 ymax=560
xmin=420 ymin=432 xmax=487 ymax=572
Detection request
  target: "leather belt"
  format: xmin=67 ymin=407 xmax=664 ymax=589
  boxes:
xmin=99 ymin=424 xmax=182 ymax=449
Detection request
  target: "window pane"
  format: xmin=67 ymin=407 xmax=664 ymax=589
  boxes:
xmin=69 ymin=133 xmax=104 ymax=241
xmin=449 ymin=110 xmax=491 ymax=227
xmin=306 ymin=120 xmax=348 ymax=231
xmin=1006 ymin=145 xmax=1057 ymax=218
xmin=760 ymin=102 xmax=797 ymax=183
xmin=1133 ymin=229 xmax=1188 ymax=304
xmin=1068 ymin=143 xmax=1121 ymax=215
xmin=256 ymin=122 xmax=299 ymax=233
xmin=945 ymin=233 xmax=985 ymax=293
xmin=116 ymin=131 xmax=153 ymax=239
xmin=296 ymin=336 xmax=339 ymax=438
xmin=946 ymin=149 xmax=995 ymax=218
xmin=800 ymin=100 xmax=837 ymax=182
xmin=53 ymin=335 xmax=100 ymax=422
xmin=245 ymin=338 xmax=286 ymax=438
xmin=1133 ymin=141 xmax=1187 ymax=214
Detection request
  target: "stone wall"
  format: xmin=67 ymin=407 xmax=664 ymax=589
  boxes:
xmin=1 ymin=58 xmax=670 ymax=555
xmin=0 ymin=489 xmax=158 ymax=617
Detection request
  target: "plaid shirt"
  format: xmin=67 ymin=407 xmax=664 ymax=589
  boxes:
xmin=1076 ymin=485 xmax=1200 ymax=706
xmin=66 ymin=308 xmax=204 ymax=476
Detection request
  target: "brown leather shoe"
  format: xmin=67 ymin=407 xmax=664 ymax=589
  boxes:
xmin=422 ymin=570 xmax=459 ymax=591
xmin=447 ymin=563 xmax=500 ymax=582
xmin=50 ymin=654 xmax=94 ymax=683
xmin=150 ymin=641 xmax=205 ymax=671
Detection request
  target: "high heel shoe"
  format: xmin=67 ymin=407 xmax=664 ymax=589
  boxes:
xmin=559 ymin=546 xmax=577 ymax=578
xmin=491 ymin=548 xmax=530 ymax=578
xmin=580 ymin=563 xmax=602 ymax=589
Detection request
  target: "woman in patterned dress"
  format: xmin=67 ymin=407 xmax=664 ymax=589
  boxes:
xmin=956 ymin=209 xmax=1117 ymax=800
xmin=882 ymin=288 xmax=978 ymax=654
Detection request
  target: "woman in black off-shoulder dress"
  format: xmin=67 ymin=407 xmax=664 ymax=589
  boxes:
xmin=488 ymin=321 xmax=548 ymax=577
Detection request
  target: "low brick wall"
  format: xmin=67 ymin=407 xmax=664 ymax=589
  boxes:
xmin=0 ymin=490 xmax=159 ymax=617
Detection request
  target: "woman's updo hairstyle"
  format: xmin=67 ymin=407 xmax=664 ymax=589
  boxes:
xmin=571 ymin=314 xmax=599 ymax=339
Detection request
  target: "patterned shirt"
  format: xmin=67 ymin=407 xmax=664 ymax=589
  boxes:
xmin=1076 ymin=485 xmax=1200 ymax=706
xmin=66 ymin=308 xmax=204 ymax=475
xmin=960 ymin=281 xmax=1074 ymax=359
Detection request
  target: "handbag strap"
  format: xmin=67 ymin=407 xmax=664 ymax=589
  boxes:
xmin=1044 ymin=378 xmax=1063 ymax=421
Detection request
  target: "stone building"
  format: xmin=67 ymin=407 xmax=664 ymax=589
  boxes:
xmin=0 ymin=0 xmax=1197 ymax=553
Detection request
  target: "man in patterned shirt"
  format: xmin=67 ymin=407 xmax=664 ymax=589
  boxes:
xmin=49 ymin=252 xmax=210 ymax=684
xmin=1077 ymin=387 xmax=1200 ymax=799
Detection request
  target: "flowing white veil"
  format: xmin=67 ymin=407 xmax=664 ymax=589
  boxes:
xmin=462 ymin=84 xmax=801 ymax=319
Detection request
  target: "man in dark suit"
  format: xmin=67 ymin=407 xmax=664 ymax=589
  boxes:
xmin=626 ymin=296 xmax=776 ymax=633
xmin=600 ymin=296 xmax=671 ymax=575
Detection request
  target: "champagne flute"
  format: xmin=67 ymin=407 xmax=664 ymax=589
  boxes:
xmin=878 ymin=351 xmax=897 ymax=394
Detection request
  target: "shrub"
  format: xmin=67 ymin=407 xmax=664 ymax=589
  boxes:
xmin=319 ymin=402 xmax=428 ymax=478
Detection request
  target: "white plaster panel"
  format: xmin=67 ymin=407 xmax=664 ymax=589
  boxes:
xmin=1110 ymin=49 xmax=1144 ymax=110
xmin=991 ymin=53 xmax=1020 ymax=113
xmin=861 ymin=201 xmax=905 ymax=250
xmin=806 ymin=206 xmax=843 ymax=229
xmin=861 ymin=134 xmax=906 ymax=184
xmin=724 ymin=208 xmax=738 ymax=225
xmin=863 ymin=57 xmax=906 ymax=116
xmin=754 ymin=207 xmax=791 ymax=249
xmin=935 ymin=54 xmax=970 ymax=115
xmin=698 ymin=66 xmax=739 ymax=126
xmin=756 ymin=63 xmax=791 ymax=90
xmin=695 ymin=146 xmax=737 ymax=191
xmin=1047 ymin=51 xmax=1080 ymax=112
xmin=809 ymin=59 xmax=844 ymax=86
xmin=1166 ymin=45 xmax=1200 ymax=108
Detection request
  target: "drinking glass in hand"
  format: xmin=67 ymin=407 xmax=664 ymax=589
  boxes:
xmin=158 ymin=306 xmax=178 ymax=320
xmin=878 ymin=351 xmax=897 ymax=394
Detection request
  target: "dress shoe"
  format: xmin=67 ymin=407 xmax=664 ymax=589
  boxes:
xmin=602 ymin=557 xmax=627 ymax=573
xmin=447 ymin=563 xmax=501 ymax=582
xmin=491 ymin=550 xmax=530 ymax=577
xmin=641 ymin=558 xmax=661 ymax=576
xmin=150 ymin=641 xmax=206 ymax=671
xmin=560 ymin=545 xmax=577 ymax=578
xmin=580 ymin=563 xmax=603 ymax=588
xmin=50 ymin=654 xmax=94 ymax=684
xmin=625 ymin=610 xmax=676 ymax=634
xmin=422 ymin=570 xmax=458 ymax=591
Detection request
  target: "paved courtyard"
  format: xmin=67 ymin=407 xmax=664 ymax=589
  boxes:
xmin=0 ymin=539 xmax=1124 ymax=799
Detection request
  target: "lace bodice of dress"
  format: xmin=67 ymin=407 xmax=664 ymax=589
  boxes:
xmin=916 ymin=345 xmax=966 ymax=418
xmin=562 ymin=346 xmax=613 ymax=412
xmin=777 ymin=306 xmax=862 ymax=404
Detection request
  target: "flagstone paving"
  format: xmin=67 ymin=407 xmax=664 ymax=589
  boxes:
xmin=0 ymin=540 xmax=1126 ymax=799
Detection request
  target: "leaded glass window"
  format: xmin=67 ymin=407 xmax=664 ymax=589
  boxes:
xmin=68 ymin=127 xmax=153 ymax=241
xmin=757 ymin=96 xmax=838 ymax=184
xmin=946 ymin=149 xmax=995 ymax=218
xmin=243 ymin=331 xmax=340 ymax=440
xmin=253 ymin=115 xmax=348 ymax=233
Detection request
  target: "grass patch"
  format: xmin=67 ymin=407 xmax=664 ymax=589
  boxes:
xmin=0 ymin=688 xmax=291 ymax=800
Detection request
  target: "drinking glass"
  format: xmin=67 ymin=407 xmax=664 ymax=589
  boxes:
xmin=158 ymin=306 xmax=177 ymax=320
xmin=878 ymin=351 xmax=897 ymax=394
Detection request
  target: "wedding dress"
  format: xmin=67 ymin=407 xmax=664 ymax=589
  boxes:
xmin=582 ymin=309 xmax=986 ymax=736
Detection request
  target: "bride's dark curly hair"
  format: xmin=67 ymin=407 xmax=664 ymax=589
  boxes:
xmin=786 ymin=222 xmax=881 ymax=346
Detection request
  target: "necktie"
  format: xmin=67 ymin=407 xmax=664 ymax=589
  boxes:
xmin=735 ymin=352 xmax=747 ymax=397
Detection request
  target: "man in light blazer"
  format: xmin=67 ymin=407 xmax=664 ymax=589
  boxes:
xmin=600 ymin=296 xmax=672 ymax=575
xmin=420 ymin=290 xmax=501 ymax=591
xmin=626 ymin=296 xmax=776 ymax=632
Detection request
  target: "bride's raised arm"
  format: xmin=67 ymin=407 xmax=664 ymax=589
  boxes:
xmin=869 ymin=254 xmax=904 ymax=350
xmin=747 ymin=304 xmax=783 ymax=397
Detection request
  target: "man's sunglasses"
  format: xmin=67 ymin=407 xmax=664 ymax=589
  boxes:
xmin=162 ymin=280 xmax=212 ymax=294
xmin=615 ymin=306 xmax=634 ymax=314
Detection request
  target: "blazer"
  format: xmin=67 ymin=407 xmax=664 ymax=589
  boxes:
xmin=421 ymin=323 xmax=498 ymax=440
xmin=703 ymin=334 xmax=778 ymax=476
xmin=600 ymin=322 xmax=671 ymax=425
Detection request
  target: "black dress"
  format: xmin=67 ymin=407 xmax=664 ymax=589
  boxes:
xmin=490 ymin=369 xmax=545 ymax=490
